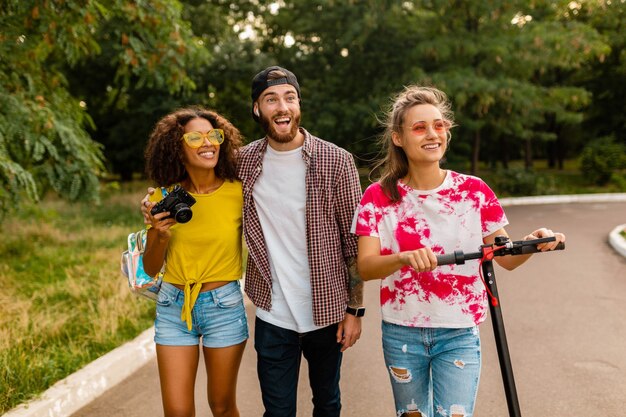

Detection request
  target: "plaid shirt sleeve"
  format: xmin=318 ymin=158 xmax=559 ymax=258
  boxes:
xmin=238 ymin=139 xmax=274 ymax=312
xmin=333 ymin=148 xmax=361 ymax=261
xmin=304 ymin=131 xmax=362 ymax=326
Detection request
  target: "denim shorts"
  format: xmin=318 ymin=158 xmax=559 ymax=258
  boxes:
xmin=382 ymin=322 xmax=481 ymax=417
xmin=154 ymin=281 xmax=248 ymax=348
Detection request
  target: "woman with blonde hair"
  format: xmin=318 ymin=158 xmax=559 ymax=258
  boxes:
xmin=353 ymin=86 xmax=565 ymax=417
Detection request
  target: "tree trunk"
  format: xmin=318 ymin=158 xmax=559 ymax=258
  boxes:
xmin=471 ymin=130 xmax=481 ymax=175
xmin=547 ymin=140 xmax=556 ymax=169
xmin=556 ymin=131 xmax=565 ymax=170
xmin=500 ymin=136 xmax=509 ymax=169
xmin=120 ymin=168 xmax=134 ymax=182
xmin=524 ymin=139 xmax=533 ymax=170
xmin=546 ymin=113 xmax=557 ymax=169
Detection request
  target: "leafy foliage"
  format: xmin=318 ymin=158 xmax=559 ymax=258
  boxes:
xmin=572 ymin=0 xmax=626 ymax=145
xmin=411 ymin=1 xmax=608 ymax=172
xmin=489 ymin=167 xmax=559 ymax=196
xmin=2 ymin=0 xmax=625 ymax=217
xmin=239 ymin=0 xmax=610 ymax=175
xmin=0 ymin=0 xmax=203 ymax=217
xmin=580 ymin=136 xmax=626 ymax=185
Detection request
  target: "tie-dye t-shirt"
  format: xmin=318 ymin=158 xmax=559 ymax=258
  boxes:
xmin=352 ymin=171 xmax=508 ymax=328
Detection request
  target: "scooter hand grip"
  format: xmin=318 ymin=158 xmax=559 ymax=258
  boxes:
xmin=520 ymin=241 xmax=565 ymax=254
xmin=436 ymin=251 xmax=462 ymax=266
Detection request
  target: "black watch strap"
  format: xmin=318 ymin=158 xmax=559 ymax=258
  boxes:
xmin=346 ymin=306 xmax=365 ymax=317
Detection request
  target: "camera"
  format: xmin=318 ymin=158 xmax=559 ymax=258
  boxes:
xmin=150 ymin=185 xmax=196 ymax=224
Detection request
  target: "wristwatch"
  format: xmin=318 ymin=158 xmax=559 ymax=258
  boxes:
xmin=346 ymin=306 xmax=366 ymax=317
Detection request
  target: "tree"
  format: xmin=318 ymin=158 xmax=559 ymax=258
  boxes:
xmin=228 ymin=0 xmax=609 ymax=176
xmin=573 ymin=0 xmax=626 ymax=146
xmin=0 ymin=0 xmax=202 ymax=216
xmin=66 ymin=0 xmax=273 ymax=180
xmin=407 ymin=0 xmax=608 ymax=173
xmin=235 ymin=0 xmax=429 ymax=163
xmin=178 ymin=0 xmax=270 ymax=143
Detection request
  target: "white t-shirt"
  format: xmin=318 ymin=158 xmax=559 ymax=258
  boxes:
xmin=252 ymin=145 xmax=321 ymax=332
xmin=352 ymin=171 xmax=509 ymax=328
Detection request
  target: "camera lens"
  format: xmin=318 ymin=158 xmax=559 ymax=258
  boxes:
xmin=173 ymin=204 xmax=193 ymax=223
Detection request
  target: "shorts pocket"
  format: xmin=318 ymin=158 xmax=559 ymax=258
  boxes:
xmin=156 ymin=289 xmax=172 ymax=307
xmin=216 ymin=284 xmax=243 ymax=309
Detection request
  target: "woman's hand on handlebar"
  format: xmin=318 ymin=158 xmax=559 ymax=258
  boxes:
xmin=399 ymin=247 xmax=438 ymax=273
xmin=523 ymin=228 xmax=566 ymax=252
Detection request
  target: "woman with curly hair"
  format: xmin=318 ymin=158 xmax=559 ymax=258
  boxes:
xmin=143 ymin=107 xmax=247 ymax=417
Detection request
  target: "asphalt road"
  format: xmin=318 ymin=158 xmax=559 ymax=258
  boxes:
xmin=73 ymin=201 xmax=626 ymax=416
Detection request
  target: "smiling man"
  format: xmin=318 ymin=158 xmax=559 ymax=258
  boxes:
xmin=237 ymin=66 xmax=364 ymax=417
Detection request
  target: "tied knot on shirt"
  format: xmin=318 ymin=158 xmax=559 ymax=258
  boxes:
xmin=181 ymin=278 xmax=203 ymax=330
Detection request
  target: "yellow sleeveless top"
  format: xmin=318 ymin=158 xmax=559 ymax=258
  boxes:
xmin=150 ymin=180 xmax=243 ymax=329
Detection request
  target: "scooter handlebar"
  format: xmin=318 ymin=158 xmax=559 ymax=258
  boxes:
xmin=436 ymin=237 xmax=565 ymax=266
xmin=436 ymin=250 xmax=466 ymax=266
xmin=519 ymin=241 xmax=565 ymax=254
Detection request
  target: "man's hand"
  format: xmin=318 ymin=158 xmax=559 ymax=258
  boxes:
xmin=337 ymin=313 xmax=362 ymax=352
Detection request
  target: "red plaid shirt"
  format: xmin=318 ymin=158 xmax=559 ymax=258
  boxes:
xmin=238 ymin=128 xmax=361 ymax=327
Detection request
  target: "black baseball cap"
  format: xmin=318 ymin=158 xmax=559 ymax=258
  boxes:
xmin=251 ymin=66 xmax=301 ymax=122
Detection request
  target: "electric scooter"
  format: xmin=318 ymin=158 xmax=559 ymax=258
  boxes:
xmin=436 ymin=236 xmax=565 ymax=417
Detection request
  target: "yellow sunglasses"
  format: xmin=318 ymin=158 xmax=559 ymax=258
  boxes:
xmin=182 ymin=129 xmax=224 ymax=148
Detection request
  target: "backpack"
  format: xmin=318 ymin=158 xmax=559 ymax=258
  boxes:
xmin=120 ymin=229 xmax=163 ymax=300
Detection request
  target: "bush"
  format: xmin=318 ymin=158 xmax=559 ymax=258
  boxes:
xmin=609 ymin=172 xmax=626 ymax=192
xmin=580 ymin=136 xmax=626 ymax=185
xmin=490 ymin=168 xmax=557 ymax=196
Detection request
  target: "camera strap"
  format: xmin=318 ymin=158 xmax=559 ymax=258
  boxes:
xmin=160 ymin=184 xmax=183 ymax=198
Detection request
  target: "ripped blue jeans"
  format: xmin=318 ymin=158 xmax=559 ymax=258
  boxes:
xmin=381 ymin=322 xmax=481 ymax=417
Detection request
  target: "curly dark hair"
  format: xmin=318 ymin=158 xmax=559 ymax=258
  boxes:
xmin=144 ymin=107 xmax=243 ymax=186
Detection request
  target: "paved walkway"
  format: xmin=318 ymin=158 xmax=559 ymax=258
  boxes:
xmin=5 ymin=197 xmax=626 ymax=416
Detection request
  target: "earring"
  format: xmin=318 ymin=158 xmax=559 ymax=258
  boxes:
xmin=254 ymin=108 xmax=260 ymax=117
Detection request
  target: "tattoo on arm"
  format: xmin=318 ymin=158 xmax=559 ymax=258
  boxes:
xmin=347 ymin=257 xmax=364 ymax=307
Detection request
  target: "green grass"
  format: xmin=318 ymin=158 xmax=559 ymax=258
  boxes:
xmin=0 ymin=181 xmax=156 ymax=414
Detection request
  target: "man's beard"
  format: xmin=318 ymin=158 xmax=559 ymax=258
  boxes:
xmin=260 ymin=111 xmax=301 ymax=143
